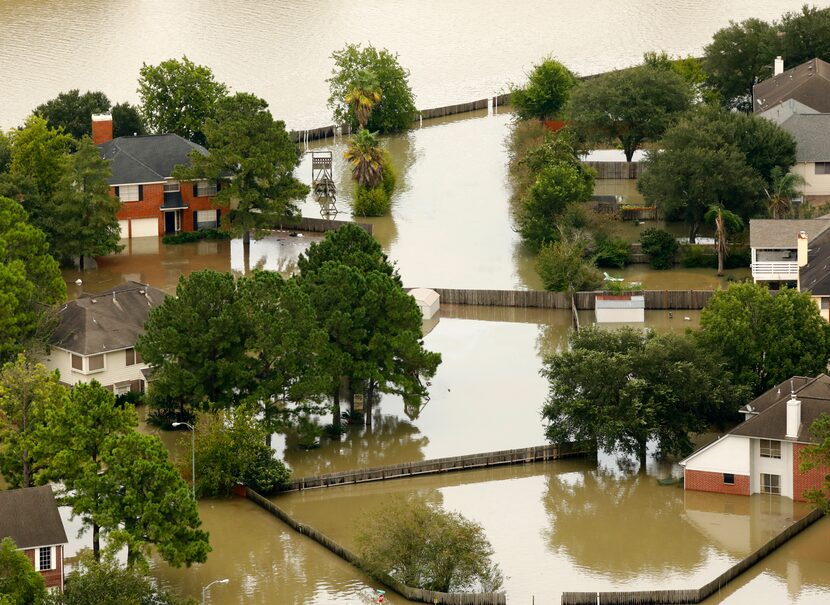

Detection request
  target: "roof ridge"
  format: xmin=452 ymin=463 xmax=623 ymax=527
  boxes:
xmin=112 ymin=138 xmax=165 ymax=181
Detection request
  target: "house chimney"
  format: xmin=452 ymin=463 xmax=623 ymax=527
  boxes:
xmin=786 ymin=393 xmax=801 ymax=439
xmin=797 ymin=231 xmax=809 ymax=267
xmin=774 ymin=56 xmax=784 ymax=76
xmin=92 ymin=113 xmax=113 ymax=145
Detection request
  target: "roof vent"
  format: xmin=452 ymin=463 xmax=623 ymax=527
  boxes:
xmin=91 ymin=299 xmax=97 ymax=304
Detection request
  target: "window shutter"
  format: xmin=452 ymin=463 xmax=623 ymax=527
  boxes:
xmin=216 ymin=180 xmax=221 ymax=193
xmin=138 ymin=185 xmax=144 ymax=201
xmin=51 ymin=546 xmax=56 ymax=570
xmin=193 ymin=211 xmax=198 ymax=230
xmin=216 ymin=209 xmax=221 ymax=225
xmin=114 ymin=186 xmax=120 ymax=198
xmin=193 ymin=182 xmax=200 ymax=197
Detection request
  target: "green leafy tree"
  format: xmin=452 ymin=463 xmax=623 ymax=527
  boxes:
xmin=49 ymin=137 xmax=122 ymax=268
xmin=0 ymin=538 xmax=47 ymax=605
xmin=328 ymin=44 xmax=417 ymax=133
xmin=33 ymin=90 xmax=111 ymax=139
xmin=638 ymin=228 xmax=678 ymax=270
xmin=191 ymin=408 xmax=291 ymax=497
xmin=543 ymin=327 xmax=744 ymax=467
xmin=0 ymin=354 xmax=68 ymax=488
xmin=96 ymin=431 xmax=210 ymax=568
xmin=702 ymin=18 xmax=778 ymax=109
xmin=536 ymin=236 xmax=602 ymax=293
xmin=697 ymin=282 xmax=830 ymax=395
xmin=345 ymin=128 xmax=384 ymax=188
xmin=800 ymin=413 xmax=830 ymax=509
xmin=297 ymin=222 xmax=397 ymax=281
xmin=511 ymin=58 xmax=576 ymax=121
xmin=175 ymin=92 xmax=308 ymax=247
xmin=0 ymin=131 xmax=11 ymax=173
xmin=780 ymin=6 xmax=830 ymax=68
xmin=138 ymin=56 xmax=228 ymax=146
xmin=643 ymin=52 xmax=719 ymax=105
xmin=766 ymin=165 xmax=807 ymax=219
xmin=704 ymin=204 xmax=744 ymax=276
xmin=566 ymin=65 xmax=692 ymax=161
xmin=356 ymin=496 xmax=504 ymax=593
xmin=38 ymin=381 xmax=137 ymax=560
xmin=344 ymin=69 xmax=382 ymax=129
xmin=0 ymin=197 xmax=66 ymax=362
xmin=111 ymin=102 xmax=146 ymax=138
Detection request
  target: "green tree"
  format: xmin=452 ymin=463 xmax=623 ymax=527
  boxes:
xmin=175 ymin=92 xmax=308 ymax=247
xmin=111 ymin=102 xmax=146 ymax=138
xmin=345 ymin=128 xmax=384 ymax=188
xmin=344 ymin=69 xmax=382 ymax=130
xmin=638 ymin=228 xmax=678 ymax=270
xmin=0 ymin=537 xmax=47 ymax=605
xmin=566 ymin=64 xmax=692 ymax=161
xmin=702 ymin=18 xmax=778 ymax=109
xmin=38 ymin=381 xmax=137 ymax=560
xmin=0 ymin=354 xmax=68 ymax=488
xmin=0 ymin=197 xmax=66 ymax=362
xmin=49 ymin=137 xmax=122 ymax=268
xmin=800 ymin=413 xmax=830 ymax=509
xmin=136 ymin=270 xmax=252 ymax=421
xmin=766 ymin=165 xmax=807 ymax=219
xmin=328 ymin=44 xmax=417 ymax=133
xmin=780 ymin=6 xmax=830 ymax=68
xmin=511 ymin=58 xmax=576 ymax=121
xmin=543 ymin=327 xmax=743 ymax=467
xmin=643 ymin=52 xmax=719 ymax=105
xmin=536 ymin=236 xmax=602 ymax=293
xmin=33 ymin=90 xmax=111 ymax=139
xmin=297 ymin=222 xmax=397 ymax=281
xmin=191 ymin=408 xmax=291 ymax=497
xmin=697 ymin=282 xmax=830 ymax=395
xmin=0 ymin=131 xmax=11 ymax=173
xmin=356 ymin=496 xmax=503 ymax=593
xmin=138 ymin=56 xmax=228 ymax=146
xmin=96 ymin=431 xmax=210 ymax=568
xmin=704 ymin=204 xmax=744 ymax=276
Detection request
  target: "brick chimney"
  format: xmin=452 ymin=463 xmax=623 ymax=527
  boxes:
xmin=92 ymin=113 xmax=113 ymax=144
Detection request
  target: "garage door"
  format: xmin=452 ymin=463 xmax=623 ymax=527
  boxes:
xmin=118 ymin=220 xmax=129 ymax=240
xmin=130 ymin=218 xmax=158 ymax=238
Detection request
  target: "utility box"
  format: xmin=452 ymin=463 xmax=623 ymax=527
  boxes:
xmin=595 ymin=295 xmax=645 ymax=323
xmin=409 ymin=288 xmax=440 ymax=319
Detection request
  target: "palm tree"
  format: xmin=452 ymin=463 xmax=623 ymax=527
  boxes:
xmin=704 ymin=204 xmax=744 ymax=276
xmin=344 ymin=70 xmax=382 ymax=130
xmin=765 ymin=166 xmax=806 ymax=219
xmin=345 ymin=128 xmax=384 ymax=188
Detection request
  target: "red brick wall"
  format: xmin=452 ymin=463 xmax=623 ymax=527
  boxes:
xmin=92 ymin=119 xmax=113 ymax=145
xmin=23 ymin=546 xmax=64 ymax=590
xmin=685 ymin=469 xmax=750 ymax=496
xmin=793 ymin=443 xmax=828 ymax=502
xmin=180 ymin=182 xmax=219 ymax=232
xmin=113 ymin=182 xmax=218 ymax=235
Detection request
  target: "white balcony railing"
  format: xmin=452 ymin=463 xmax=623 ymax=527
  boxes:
xmin=751 ymin=261 xmax=799 ymax=279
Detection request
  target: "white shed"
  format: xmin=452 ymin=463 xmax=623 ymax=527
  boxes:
xmin=409 ymin=288 xmax=440 ymax=319
xmin=595 ymin=295 xmax=645 ymax=323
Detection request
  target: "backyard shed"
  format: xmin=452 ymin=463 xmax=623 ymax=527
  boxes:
xmin=409 ymin=288 xmax=440 ymax=319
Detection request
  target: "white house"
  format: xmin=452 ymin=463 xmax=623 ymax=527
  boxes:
xmin=748 ymin=219 xmax=830 ymax=285
xmin=44 ymin=282 xmax=166 ymax=394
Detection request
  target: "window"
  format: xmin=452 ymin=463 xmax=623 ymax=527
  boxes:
xmin=195 ymin=209 xmax=219 ymax=230
xmin=88 ymin=354 xmax=105 ymax=372
xmin=816 ymin=162 xmax=830 ymax=175
xmin=125 ymin=348 xmax=142 ymax=366
xmin=71 ymin=354 xmax=83 ymax=371
xmin=38 ymin=547 xmax=52 ymax=571
xmin=760 ymin=439 xmax=781 ymax=459
xmin=117 ymin=184 xmax=141 ymax=202
xmin=195 ymin=180 xmax=218 ymax=197
xmin=163 ymin=180 xmax=180 ymax=193
xmin=761 ymin=473 xmax=781 ymax=495
xmin=723 ymin=473 xmax=735 ymax=485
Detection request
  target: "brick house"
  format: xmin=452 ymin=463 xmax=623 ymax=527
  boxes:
xmin=680 ymin=375 xmax=830 ymax=501
xmin=92 ymin=114 xmax=222 ymax=239
xmin=0 ymin=485 xmax=68 ymax=591
xmin=43 ymin=281 xmax=166 ymax=394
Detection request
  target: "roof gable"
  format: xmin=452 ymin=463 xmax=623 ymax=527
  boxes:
xmin=749 ymin=218 xmax=830 ymax=248
xmin=0 ymin=485 xmax=67 ymax=549
xmin=777 ymin=113 xmax=830 ymax=162
xmin=754 ymin=58 xmax=830 ymax=114
xmin=98 ymin=134 xmax=208 ymax=185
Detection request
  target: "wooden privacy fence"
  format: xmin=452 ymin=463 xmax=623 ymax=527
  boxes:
xmin=427 ymin=288 xmax=715 ymax=311
xmin=246 ymin=488 xmax=506 ymax=605
xmin=582 ymin=161 xmax=643 ymax=180
xmin=561 ymin=507 xmax=824 ymax=605
xmin=277 ymin=216 xmax=373 ymax=235
xmin=283 ymin=442 xmax=591 ymax=492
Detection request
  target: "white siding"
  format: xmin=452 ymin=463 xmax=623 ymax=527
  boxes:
xmin=43 ymin=348 xmax=148 ymax=389
xmin=750 ymin=439 xmax=794 ymax=498
xmin=684 ymin=435 xmax=751 ymax=475
xmin=130 ymin=218 xmax=158 ymax=238
xmin=118 ymin=220 xmax=129 ymax=240
xmin=594 ymin=307 xmax=645 ymax=323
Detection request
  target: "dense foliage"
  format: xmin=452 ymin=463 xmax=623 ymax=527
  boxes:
xmin=511 ymin=58 xmax=576 ymax=121
xmin=0 ymin=537 xmax=47 ymax=605
xmin=638 ymin=228 xmax=678 ymax=270
xmin=536 ymin=238 xmax=602 ymax=293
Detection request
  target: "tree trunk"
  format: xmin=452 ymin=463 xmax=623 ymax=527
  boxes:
xmin=93 ymin=523 xmax=100 ymax=561
xmin=717 ymin=246 xmax=725 ymax=277
xmin=21 ymin=402 xmax=31 ymax=488
xmin=243 ymin=231 xmax=251 ymax=275
xmin=332 ymin=387 xmax=341 ymax=429
xmin=688 ymin=222 xmax=698 ymax=244
xmin=638 ymin=441 xmax=648 ymax=473
xmin=366 ymin=381 xmax=375 ymax=429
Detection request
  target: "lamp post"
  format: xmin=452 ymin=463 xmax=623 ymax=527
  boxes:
xmin=172 ymin=421 xmax=195 ymax=499
xmin=201 ymin=578 xmax=229 ymax=605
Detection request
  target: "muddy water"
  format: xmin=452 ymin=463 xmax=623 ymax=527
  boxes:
xmin=0 ymin=0 xmax=809 ymax=130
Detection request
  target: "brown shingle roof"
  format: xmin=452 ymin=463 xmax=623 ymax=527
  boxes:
xmin=753 ymin=58 xmax=830 ymax=114
xmin=50 ymin=282 xmax=167 ymax=355
xmin=0 ymin=485 xmax=67 ymax=549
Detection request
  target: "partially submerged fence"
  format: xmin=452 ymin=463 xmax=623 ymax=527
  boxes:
xmin=246 ymin=487 xmax=506 ymax=604
xmin=277 ymin=216 xmax=373 ymax=235
xmin=561 ymin=507 xmax=824 ymax=605
xmin=283 ymin=442 xmax=591 ymax=492
xmin=583 ymin=161 xmax=643 ymax=180
xmin=425 ymin=288 xmax=714 ymax=311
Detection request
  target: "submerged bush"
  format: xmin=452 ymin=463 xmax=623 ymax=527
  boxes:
xmin=593 ymin=236 xmax=631 ymax=268
xmin=639 ymin=228 xmax=678 ymax=269
xmin=162 ymin=228 xmax=230 ymax=245
xmin=353 ymin=185 xmax=390 ymax=217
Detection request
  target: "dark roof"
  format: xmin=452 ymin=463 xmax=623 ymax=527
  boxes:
xmin=760 ymin=99 xmax=820 ymax=125
xmin=738 ymin=376 xmax=813 ymax=415
xmin=98 ymin=134 xmax=207 ymax=185
xmin=749 ymin=218 xmax=830 ymax=248
xmin=800 ymin=227 xmax=830 ymax=295
xmin=753 ymin=58 xmax=830 ymax=114
xmin=730 ymin=374 xmax=830 ymax=442
xmin=0 ymin=485 xmax=67 ymax=549
xmin=777 ymin=113 xmax=830 ymax=162
xmin=50 ymin=282 xmax=167 ymax=355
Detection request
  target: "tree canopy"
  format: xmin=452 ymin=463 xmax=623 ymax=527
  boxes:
xmin=567 ymin=64 xmax=692 ymax=161
xmin=697 ymin=282 xmax=830 ymax=396
xmin=34 ymin=89 xmax=110 ymax=140
xmin=138 ymin=56 xmax=228 ymax=146
xmin=536 ymin=237 xmax=602 ymax=293
xmin=328 ymin=44 xmax=417 ymax=133
xmin=0 ymin=537 xmax=47 ymax=605
xmin=779 ymin=6 xmax=830 ymax=72
xmin=511 ymin=58 xmax=576 ymax=121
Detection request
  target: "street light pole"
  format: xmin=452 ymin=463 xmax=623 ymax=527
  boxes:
xmin=172 ymin=421 xmax=195 ymax=499
xmin=201 ymin=578 xmax=229 ymax=605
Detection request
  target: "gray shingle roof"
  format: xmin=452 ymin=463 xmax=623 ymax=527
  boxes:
xmin=50 ymin=282 xmax=167 ymax=355
xmin=799 ymin=227 xmax=830 ymax=295
xmin=0 ymin=485 xmax=67 ymax=549
xmin=760 ymin=99 xmax=820 ymax=125
xmin=98 ymin=134 xmax=207 ymax=185
xmin=777 ymin=113 xmax=830 ymax=162
xmin=749 ymin=218 xmax=830 ymax=248
xmin=753 ymin=58 xmax=830 ymax=114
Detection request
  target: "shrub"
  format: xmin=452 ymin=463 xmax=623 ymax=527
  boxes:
xmin=380 ymin=150 xmax=397 ymax=197
xmin=680 ymin=244 xmax=717 ymax=268
xmin=115 ymin=390 xmax=144 ymax=408
xmin=353 ymin=185 xmax=390 ymax=217
xmin=639 ymin=228 xmax=678 ymax=269
xmin=162 ymin=228 xmax=230 ymax=245
xmin=511 ymin=58 xmax=576 ymax=121
xmin=536 ymin=238 xmax=603 ymax=292
xmin=594 ymin=236 xmax=631 ymax=268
